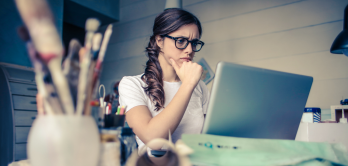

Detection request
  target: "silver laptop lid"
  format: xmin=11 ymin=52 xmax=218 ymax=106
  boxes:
xmin=202 ymin=62 xmax=313 ymax=140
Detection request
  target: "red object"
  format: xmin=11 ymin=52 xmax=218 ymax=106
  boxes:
xmin=119 ymin=106 xmax=125 ymax=115
xmin=39 ymin=52 xmax=63 ymax=64
xmin=107 ymin=103 xmax=112 ymax=114
xmin=90 ymin=100 xmax=100 ymax=106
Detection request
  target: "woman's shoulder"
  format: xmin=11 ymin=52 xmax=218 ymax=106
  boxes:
xmin=119 ymin=74 xmax=146 ymax=88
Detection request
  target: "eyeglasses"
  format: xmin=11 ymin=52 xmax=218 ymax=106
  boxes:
xmin=162 ymin=34 xmax=204 ymax=52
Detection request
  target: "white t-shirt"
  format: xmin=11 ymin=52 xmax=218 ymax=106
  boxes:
xmin=118 ymin=74 xmax=210 ymax=153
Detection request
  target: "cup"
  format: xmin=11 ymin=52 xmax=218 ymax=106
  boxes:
xmin=302 ymin=107 xmax=321 ymax=123
xmin=104 ymin=114 xmax=125 ymax=128
xmin=27 ymin=115 xmax=100 ymax=166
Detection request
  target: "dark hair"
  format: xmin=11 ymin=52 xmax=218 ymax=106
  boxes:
xmin=141 ymin=8 xmax=202 ymax=111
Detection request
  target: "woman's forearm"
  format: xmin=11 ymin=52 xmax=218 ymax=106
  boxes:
xmin=141 ymin=82 xmax=195 ymax=144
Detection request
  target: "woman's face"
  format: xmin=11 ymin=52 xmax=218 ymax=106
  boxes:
xmin=157 ymin=24 xmax=200 ymax=68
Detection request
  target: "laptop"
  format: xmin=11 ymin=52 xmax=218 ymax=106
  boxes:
xmin=202 ymin=62 xmax=313 ymax=140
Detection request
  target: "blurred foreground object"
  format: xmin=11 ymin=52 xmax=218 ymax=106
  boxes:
xmin=14 ymin=0 xmax=113 ymax=165
xmin=125 ymin=132 xmax=193 ymax=166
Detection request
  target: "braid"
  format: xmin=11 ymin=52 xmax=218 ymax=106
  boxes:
xmin=141 ymin=36 xmax=165 ymax=111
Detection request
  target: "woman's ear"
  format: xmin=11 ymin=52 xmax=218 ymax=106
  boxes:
xmin=155 ymin=35 xmax=164 ymax=49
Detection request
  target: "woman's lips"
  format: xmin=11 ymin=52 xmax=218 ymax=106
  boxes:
xmin=180 ymin=58 xmax=192 ymax=62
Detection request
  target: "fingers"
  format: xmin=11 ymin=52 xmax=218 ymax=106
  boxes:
xmin=170 ymin=58 xmax=179 ymax=71
xmin=197 ymin=63 xmax=203 ymax=73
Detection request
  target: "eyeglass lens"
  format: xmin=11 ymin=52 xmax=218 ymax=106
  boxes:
xmin=175 ymin=38 xmax=202 ymax=51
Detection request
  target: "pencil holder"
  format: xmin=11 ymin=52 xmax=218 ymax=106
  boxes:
xmin=27 ymin=115 xmax=100 ymax=166
xmin=104 ymin=114 xmax=125 ymax=128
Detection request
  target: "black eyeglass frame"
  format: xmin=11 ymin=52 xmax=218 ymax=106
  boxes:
xmin=161 ymin=34 xmax=205 ymax=52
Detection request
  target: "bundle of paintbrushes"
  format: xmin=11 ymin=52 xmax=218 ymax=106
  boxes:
xmin=15 ymin=0 xmax=113 ymax=116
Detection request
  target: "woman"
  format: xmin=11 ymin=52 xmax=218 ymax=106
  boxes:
xmin=119 ymin=8 xmax=209 ymax=155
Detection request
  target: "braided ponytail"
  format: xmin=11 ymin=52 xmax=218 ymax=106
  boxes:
xmin=141 ymin=36 xmax=165 ymax=111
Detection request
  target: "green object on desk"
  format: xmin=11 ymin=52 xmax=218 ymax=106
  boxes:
xmin=116 ymin=106 xmax=121 ymax=115
xmin=181 ymin=134 xmax=348 ymax=166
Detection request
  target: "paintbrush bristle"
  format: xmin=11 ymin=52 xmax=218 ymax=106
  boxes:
xmin=85 ymin=18 xmax=100 ymax=32
xmin=69 ymin=39 xmax=82 ymax=53
xmin=92 ymin=33 xmax=102 ymax=51
xmin=17 ymin=26 xmax=30 ymax=42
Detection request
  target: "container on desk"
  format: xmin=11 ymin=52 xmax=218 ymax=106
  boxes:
xmin=27 ymin=115 xmax=100 ymax=166
xmin=104 ymin=114 xmax=125 ymax=128
xmin=100 ymin=129 xmax=121 ymax=166
xmin=301 ymin=107 xmax=321 ymax=123
xmin=330 ymin=105 xmax=348 ymax=123
xmin=100 ymin=127 xmax=137 ymax=165
xmin=296 ymin=122 xmax=348 ymax=149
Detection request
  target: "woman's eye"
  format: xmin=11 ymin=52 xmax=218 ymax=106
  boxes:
xmin=177 ymin=39 xmax=185 ymax=43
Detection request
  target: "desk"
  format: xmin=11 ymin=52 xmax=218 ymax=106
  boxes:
xmin=295 ymin=122 xmax=348 ymax=149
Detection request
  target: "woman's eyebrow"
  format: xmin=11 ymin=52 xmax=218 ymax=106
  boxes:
xmin=176 ymin=35 xmax=199 ymax=40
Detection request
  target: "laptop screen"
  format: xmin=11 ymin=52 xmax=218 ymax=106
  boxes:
xmin=202 ymin=62 xmax=313 ymax=140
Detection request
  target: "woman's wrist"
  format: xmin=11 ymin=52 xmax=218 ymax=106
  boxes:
xmin=181 ymin=81 xmax=198 ymax=90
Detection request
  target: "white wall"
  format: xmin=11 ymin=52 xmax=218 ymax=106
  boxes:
xmin=100 ymin=0 xmax=348 ymax=109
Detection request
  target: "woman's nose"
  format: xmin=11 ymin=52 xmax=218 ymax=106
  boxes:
xmin=184 ymin=42 xmax=193 ymax=54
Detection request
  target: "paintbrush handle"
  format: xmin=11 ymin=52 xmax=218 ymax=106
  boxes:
xmin=27 ymin=42 xmax=64 ymax=115
xmin=47 ymin=59 xmax=75 ymax=115
xmin=89 ymin=24 xmax=113 ymax=99
xmin=97 ymin=24 xmax=113 ymax=63
xmin=83 ymin=62 xmax=97 ymax=115
xmin=15 ymin=0 xmax=54 ymax=27
xmin=76 ymin=53 xmax=91 ymax=115
xmin=15 ymin=0 xmax=63 ymax=59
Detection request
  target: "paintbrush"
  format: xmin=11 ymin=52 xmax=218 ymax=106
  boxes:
xmin=92 ymin=33 xmax=102 ymax=61
xmin=91 ymin=24 xmax=113 ymax=99
xmin=17 ymin=26 xmax=63 ymax=115
xmin=84 ymin=19 xmax=100 ymax=49
xmin=76 ymin=18 xmax=100 ymax=115
xmin=15 ymin=0 xmax=75 ymax=115
xmin=97 ymin=25 xmax=113 ymax=64
xmin=83 ymin=33 xmax=102 ymax=115
xmin=42 ymin=73 xmax=65 ymax=114
xmin=62 ymin=39 xmax=82 ymax=108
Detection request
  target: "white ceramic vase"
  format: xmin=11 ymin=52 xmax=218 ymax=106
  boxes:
xmin=27 ymin=115 xmax=100 ymax=166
